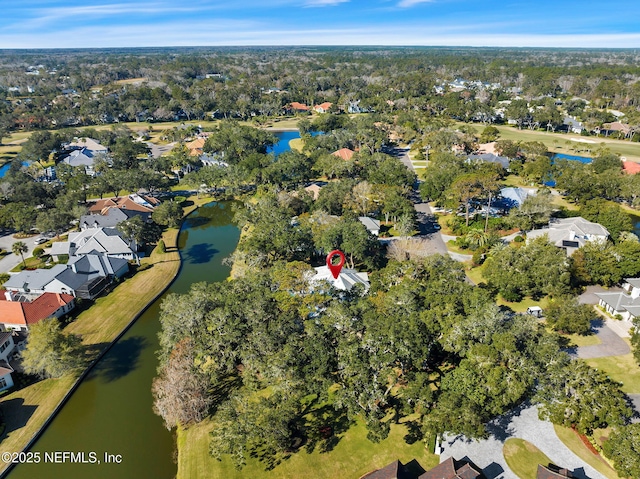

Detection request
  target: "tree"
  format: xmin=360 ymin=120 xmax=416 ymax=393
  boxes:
xmin=544 ymin=295 xmax=594 ymax=335
xmin=537 ymin=361 xmax=632 ymax=434
xmin=12 ymin=241 xmax=28 ymax=268
xmin=152 ymin=200 xmax=184 ymax=228
xmin=450 ymin=174 xmax=482 ymax=227
xmin=603 ymin=424 xmax=640 ymax=478
xmin=21 ymin=318 xmax=84 ymax=378
xmin=580 ymin=199 xmax=633 ymax=242
xmin=508 ymin=190 xmax=554 ymax=231
xmin=152 ymin=337 xmax=213 ymax=429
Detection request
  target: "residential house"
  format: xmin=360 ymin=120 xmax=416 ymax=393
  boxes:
xmin=361 ymin=457 xmax=481 ymax=479
xmin=361 ymin=460 xmax=415 ymax=479
xmin=622 ymin=159 xmax=640 ymax=175
xmin=497 ymin=187 xmax=538 ymax=209
xmin=0 ymin=359 xmax=14 ymax=392
xmin=186 ymin=137 xmax=206 ymax=156
xmin=526 ymin=217 xmax=609 ymax=256
xmin=419 ymin=457 xmax=481 ymax=479
xmin=304 ymin=183 xmax=324 ymax=200
xmin=596 ymin=278 xmax=640 ymax=322
xmin=289 ymin=102 xmax=309 ymax=112
xmin=66 ymin=138 xmax=108 ymax=154
xmin=0 ymin=291 xmax=75 ymax=332
xmin=50 ymin=227 xmax=138 ymax=262
xmin=599 ymin=121 xmax=632 ymax=138
xmin=4 ymin=256 xmax=123 ymax=300
xmin=68 ymin=254 xmax=129 ymax=280
xmin=0 ymin=332 xmax=16 ymax=362
xmin=60 ymin=138 xmax=110 ymax=175
xmin=198 ymin=152 xmax=228 ymax=168
xmin=563 ymin=117 xmax=585 ymax=134
xmin=88 ymin=194 xmax=159 ymax=215
xmin=81 ymin=207 xmax=151 ymax=230
xmin=309 ymin=265 xmax=370 ymax=294
xmin=359 ymin=216 xmax=381 ymax=236
xmin=332 ymin=148 xmax=355 ymax=161
xmin=313 ymin=102 xmax=332 ymax=113
xmin=466 ymin=153 xmax=510 ymax=170
xmin=537 ymin=464 xmax=574 ymax=479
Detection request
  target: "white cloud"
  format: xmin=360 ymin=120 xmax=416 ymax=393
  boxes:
xmin=397 ymin=0 xmax=434 ymax=7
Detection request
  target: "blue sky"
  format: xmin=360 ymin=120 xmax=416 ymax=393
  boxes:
xmin=2 ymin=0 xmax=640 ymax=49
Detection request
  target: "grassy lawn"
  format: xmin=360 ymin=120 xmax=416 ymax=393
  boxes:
xmin=503 ymin=438 xmax=553 ymax=479
xmin=289 ymin=137 xmax=304 ymax=152
xmin=496 ymin=296 xmax=549 ymax=313
xmin=563 ymin=332 xmax=601 ymax=348
xmin=584 ymin=348 xmax=640 ymax=394
xmin=553 ymin=425 xmax=620 ymax=479
xmin=0 ymin=376 xmax=76 ymax=465
xmin=177 ymin=417 xmax=438 ymax=479
xmin=465 ymin=264 xmax=485 ymax=285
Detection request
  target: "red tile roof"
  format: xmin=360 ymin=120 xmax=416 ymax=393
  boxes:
xmin=623 ymin=160 xmax=640 ymax=174
xmin=0 ymin=293 xmax=74 ymax=327
xmin=290 ymin=102 xmax=309 ymax=111
xmin=332 ymin=148 xmax=355 ymax=161
xmin=88 ymin=195 xmax=159 ymax=214
xmin=314 ymin=102 xmax=333 ymax=112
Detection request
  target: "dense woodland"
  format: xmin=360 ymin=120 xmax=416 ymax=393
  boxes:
xmin=2 ymin=47 xmax=640 ymax=476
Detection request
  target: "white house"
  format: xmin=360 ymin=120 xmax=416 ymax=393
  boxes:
xmin=358 ymin=217 xmax=381 ymax=236
xmin=50 ymin=227 xmax=137 ymax=262
xmin=0 ymin=360 xmax=14 ymax=392
xmin=596 ymin=278 xmax=640 ymax=322
xmin=526 ymin=217 xmax=609 ymax=256
xmin=309 ymin=265 xmax=370 ymax=294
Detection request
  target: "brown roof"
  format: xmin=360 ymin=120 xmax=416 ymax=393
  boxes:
xmin=603 ymin=122 xmax=631 ymax=134
xmin=419 ymin=458 xmax=457 ymax=479
xmin=0 ymin=293 xmax=75 ymax=327
xmin=536 ymin=464 xmax=574 ymax=479
xmin=332 ymin=148 xmax=355 ymax=161
xmin=88 ymin=195 xmax=159 ymax=214
xmin=314 ymin=102 xmax=333 ymax=111
xmin=186 ymin=138 xmax=206 ymax=150
xmin=304 ymin=184 xmax=323 ymax=200
xmin=418 ymin=457 xmax=481 ymax=479
xmin=362 ymin=460 xmax=414 ymax=479
xmin=290 ymin=102 xmax=309 ymax=111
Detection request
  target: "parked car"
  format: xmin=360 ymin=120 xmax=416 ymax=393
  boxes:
xmin=34 ymin=237 xmax=47 ymax=245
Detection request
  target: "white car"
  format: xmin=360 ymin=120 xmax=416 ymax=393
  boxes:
xmin=34 ymin=237 xmax=47 ymax=245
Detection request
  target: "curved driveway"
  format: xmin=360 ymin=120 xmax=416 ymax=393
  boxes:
xmin=441 ymin=403 xmax=607 ymax=479
xmin=572 ymin=320 xmax=630 ymax=359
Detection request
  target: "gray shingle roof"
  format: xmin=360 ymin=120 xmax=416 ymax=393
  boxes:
xmin=3 ymin=264 xmax=68 ymax=291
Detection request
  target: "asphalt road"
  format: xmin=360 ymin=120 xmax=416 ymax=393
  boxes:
xmin=0 ymin=229 xmax=46 ymax=274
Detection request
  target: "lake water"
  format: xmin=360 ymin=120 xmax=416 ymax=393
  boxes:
xmin=544 ymin=153 xmax=594 ymax=186
xmin=7 ymin=202 xmax=241 ymax=479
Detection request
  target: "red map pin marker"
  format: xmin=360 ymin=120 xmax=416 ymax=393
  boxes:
xmin=326 ymin=250 xmax=346 ymax=279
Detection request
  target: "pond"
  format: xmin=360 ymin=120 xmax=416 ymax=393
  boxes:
xmin=7 ymin=202 xmax=241 ymax=479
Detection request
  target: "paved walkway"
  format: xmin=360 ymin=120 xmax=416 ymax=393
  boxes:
xmin=573 ymin=320 xmax=631 ymax=359
xmin=441 ymin=403 xmax=606 ymax=479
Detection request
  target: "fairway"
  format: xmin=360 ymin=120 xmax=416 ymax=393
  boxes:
xmin=490 ymin=124 xmax=640 ymax=162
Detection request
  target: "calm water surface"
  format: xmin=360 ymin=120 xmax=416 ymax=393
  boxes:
xmin=8 ymin=202 xmax=240 ymax=479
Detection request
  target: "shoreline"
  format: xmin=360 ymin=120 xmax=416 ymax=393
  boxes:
xmin=0 ymin=195 xmax=210 ymax=477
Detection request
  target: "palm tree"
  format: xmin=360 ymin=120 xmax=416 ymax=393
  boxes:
xmin=12 ymin=241 xmax=28 ymax=268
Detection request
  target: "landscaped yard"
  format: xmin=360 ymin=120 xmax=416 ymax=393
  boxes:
xmin=584 ymin=346 xmax=640 ymax=394
xmin=503 ymin=438 xmax=553 ymax=479
xmin=177 ymin=416 xmax=438 ymax=479
xmin=553 ymin=425 xmax=620 ymax=479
